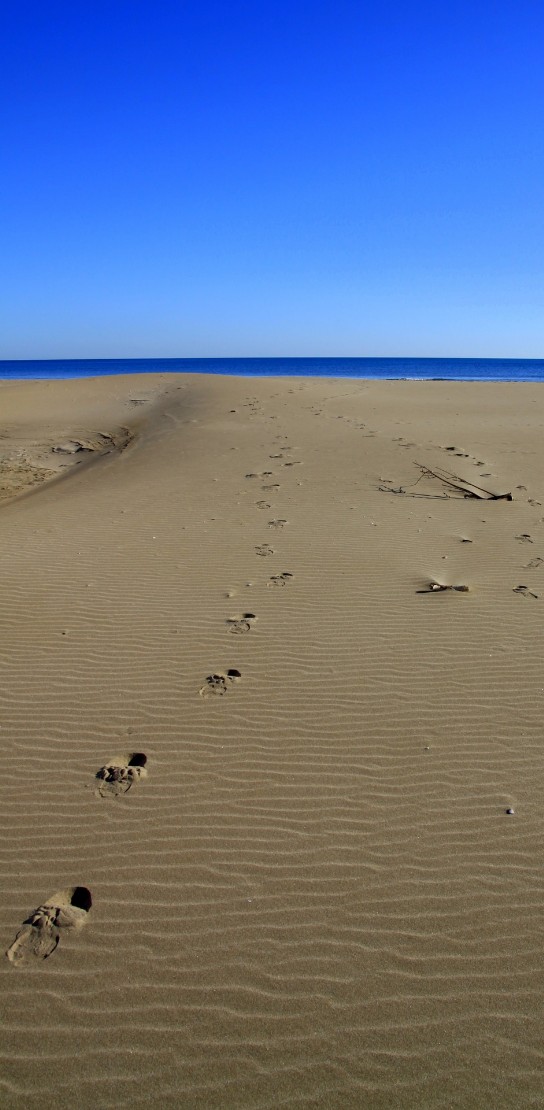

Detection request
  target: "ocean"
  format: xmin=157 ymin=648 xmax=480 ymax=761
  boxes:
xmin=0 ymin=356 xmax=543 ymax=382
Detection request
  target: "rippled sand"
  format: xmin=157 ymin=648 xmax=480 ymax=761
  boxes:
xmin=1 ymin=373 xmax=543 ymax=1108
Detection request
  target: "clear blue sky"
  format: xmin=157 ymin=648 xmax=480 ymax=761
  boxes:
xmin=1 ymin=0 xmax=543 ymax=358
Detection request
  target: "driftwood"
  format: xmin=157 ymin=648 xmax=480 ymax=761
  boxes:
xmin=378 ymin=486 xmax=451 ymax=500
xmin=416 ymin=583 xmax=470 ymax=594
xmin=414 ymin=463 xmax=512 ymax=500
xmin=380 ymin=465 xmax=512 ymax=500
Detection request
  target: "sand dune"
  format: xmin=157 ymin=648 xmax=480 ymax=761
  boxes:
xmin=1 ymin=373 xmax=544 ymax=1108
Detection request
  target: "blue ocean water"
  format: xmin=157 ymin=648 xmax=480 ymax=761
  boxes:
xmin=0 ymin=357 xmax=543 ymax=382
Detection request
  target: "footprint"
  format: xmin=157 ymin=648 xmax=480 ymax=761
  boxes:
xmin=227 ymin=614 xmax=256 ymax=634
xmin=515 ymin=534 xmax=533 ymax=543
xmin=267 ymin=572 xmax=294 ymax=588
xmin=261 ymin=483 xmax=280 ymax=491
xmin=268 ymin=519 xmax=287 ymax=528
xmin=199 ymin=669 xmax=242 ymax=696
xmin=6 ymin=886 xmax=92 ymax=966
xmin=523 ymin=556 xmax=544 ymax=569
xmin=246 ymin=471 xmax=273 ymax=479
xmin=255 ymin=543 xmax=274 ymax=556
xmin=256 ymin=500 xmax=272 ymax=510
xmin=96 ymin=753 xmax=148 ymax=797
xmin=513 ymin=585 xmax=539 ymax=599
xmin=283 ymin=461 xmax=302 ymax=467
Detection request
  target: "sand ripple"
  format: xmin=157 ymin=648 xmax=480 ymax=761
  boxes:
xmin=1 ymin=376 xmax=544 ymax=1107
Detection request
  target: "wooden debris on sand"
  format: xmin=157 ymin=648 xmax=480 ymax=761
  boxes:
xmin=379 ymin=463 xmax=512 ymax=501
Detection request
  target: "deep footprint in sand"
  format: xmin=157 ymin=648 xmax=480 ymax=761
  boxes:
xmin=6 ymin=886 xmax=92 ymax=966
xmin=200 ymin=669 xmax=242 ymax=696
xmin=96 ymin=752 xmax=148 ymax=797
xmin=256 ymin=500 xmax=272 ymax=510
xmin=227 ymin=613 xmax=256 ymax=634
xmin=267 ymin=572 xmax=294 ymax=587
xmin=268 ymin=518 xmax=287 ymax=528
xmin=255 ymin=543 xmax=274 ymax=556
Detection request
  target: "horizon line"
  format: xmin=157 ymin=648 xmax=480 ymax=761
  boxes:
xmin=1 ymin=354 xmax=543 ymax=363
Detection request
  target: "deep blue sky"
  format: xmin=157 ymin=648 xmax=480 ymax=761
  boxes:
xmin=1 ymin=1 xmax=543 ymax=358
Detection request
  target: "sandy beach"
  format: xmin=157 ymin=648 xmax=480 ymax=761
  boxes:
xmin=1 ymin=371 xmax=543 ymax=1108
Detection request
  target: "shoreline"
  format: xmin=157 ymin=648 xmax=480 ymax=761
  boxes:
xmin=3 ymin=373 xmax=544 ymax=382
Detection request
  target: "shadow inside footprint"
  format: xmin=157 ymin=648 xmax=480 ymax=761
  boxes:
xmin=227 ymin=614 xmax=256 ymax=634
xmin=96 ymin=752 xmax=148 ymax=797
xmin=6 ymin=886 xmax=92 ymax=966
xmin=268 ymin=519 xmax=287 ymax=528
xmin=513 ymin=584 xmax=539 ymax=599
xmin=255 ymin=543 xmax=274 ymax=556
xmin=200 ymin=669 xmax=242 ymax=696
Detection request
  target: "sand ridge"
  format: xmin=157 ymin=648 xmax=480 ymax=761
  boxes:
xmin=1 ymin=373 xmax=544 ymax=1107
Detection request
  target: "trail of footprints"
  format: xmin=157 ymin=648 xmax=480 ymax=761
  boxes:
xmin=200 ymin=428 xmax=296 ymax=696
xmin=385 ymin=446 xmax=543 ymax=601
xmin=9 ymin=417 xmax=300 ymax=961
xmin=7 ymin=402 xmax=542 ymax=965
xmin=307 ymin=392 xmax=543 ymax=601
xmin=6 ymin=408 xmax=301 ymax=965
xmin=415 ymin=519 xmax=542 ymax=599
xmin=6 ymin=753 xmax=149 ymax=963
